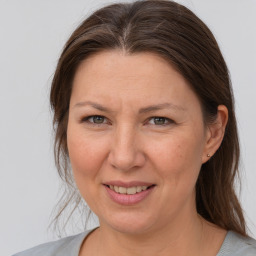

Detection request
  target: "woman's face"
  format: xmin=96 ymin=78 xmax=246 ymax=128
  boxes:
xmin=67 ymin=50 xmax=211 ymax=234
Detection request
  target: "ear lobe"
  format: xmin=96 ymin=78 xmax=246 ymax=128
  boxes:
xmin=202 ymin=105 xmax=228 ymax=163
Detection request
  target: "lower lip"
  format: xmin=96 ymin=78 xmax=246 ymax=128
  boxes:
xmin=104 ymin=185 xmax=155 ymax=206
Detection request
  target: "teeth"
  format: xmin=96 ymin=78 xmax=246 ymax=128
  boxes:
xmin=127 ymin=187 xmax=137 ymax=195
xmin=108 ymin=185 xmax=150 ymax=194
xmin=136 ymin=186 xmax=142 ymax=193
xmin=119 ymin=187 xmax=127 ymax=194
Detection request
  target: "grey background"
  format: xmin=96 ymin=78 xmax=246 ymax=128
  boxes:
xmin=1 ymin=0 xmax=255 ymax=255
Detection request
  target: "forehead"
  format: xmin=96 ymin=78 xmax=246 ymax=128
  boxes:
xmin=70 ymin=50 xmax=200 ymax=111
xmin=73 ymin=50 xmax=186 ymax=89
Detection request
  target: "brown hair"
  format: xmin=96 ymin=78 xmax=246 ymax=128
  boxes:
xmin=50 ymin=0 xmax=246 ymax=235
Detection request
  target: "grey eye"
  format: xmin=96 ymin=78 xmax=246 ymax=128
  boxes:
xmin=89 ymin=116 xmax=106 ymax=124
xmin=148 ymin=117 xmax=169 ymax=125
xmin=153 ymin=117 xmax=167 ymax=125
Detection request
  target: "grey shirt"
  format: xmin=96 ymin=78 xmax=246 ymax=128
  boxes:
xmin=13 ymin=230 xmax=256 ymax=256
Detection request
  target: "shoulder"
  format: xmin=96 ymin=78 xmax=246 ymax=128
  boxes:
xmin=12 ymin=230 xmax=92 ymax=256
xmin=218 ymin=231 xmax=256 ymax=256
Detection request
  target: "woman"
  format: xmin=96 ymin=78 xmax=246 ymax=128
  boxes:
xmin=14 ymin=0 xmax=256 ymax=255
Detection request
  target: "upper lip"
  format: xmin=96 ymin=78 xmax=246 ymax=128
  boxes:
xmin=103 ymin=180 xmax=155 ymax=188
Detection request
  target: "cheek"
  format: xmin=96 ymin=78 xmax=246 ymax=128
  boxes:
xmin=67 ymin=129 xmax=111 ymax=208
xmin=151 ymin=132 xmax=204 ymax=184
xmin=67 ymin=128 xmax=109 ymax=180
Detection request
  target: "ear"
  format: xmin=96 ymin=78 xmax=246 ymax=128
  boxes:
xmin=202 ymin=105 xmax=228 ymax=164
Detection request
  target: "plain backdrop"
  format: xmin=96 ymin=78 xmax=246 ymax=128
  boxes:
xmin=1 ymin=0 xmax=255 ymax=255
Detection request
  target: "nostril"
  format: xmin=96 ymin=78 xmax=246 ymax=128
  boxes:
xmin=108 ymin=149 xmax=146 ymax=172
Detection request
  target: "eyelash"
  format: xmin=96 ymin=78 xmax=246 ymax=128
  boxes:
xmin=81 ymin=115 xmax=174 ymax=126
xmin=81 ymin=115 xmax=108 ymax=125
xmin=147 ymin=116 xmax=174 ymax=126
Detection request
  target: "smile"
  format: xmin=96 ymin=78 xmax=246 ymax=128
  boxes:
xmin=103 ymin=183 xmax=156 ymax=205
xmin=107 ymin=185 xmax=151 ymax=195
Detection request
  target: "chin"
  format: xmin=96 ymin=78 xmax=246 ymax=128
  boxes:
xmin=111 ymin=222 xmax=154 ymax=235
xmin=99 ymin=210 xmax=159 ymax=235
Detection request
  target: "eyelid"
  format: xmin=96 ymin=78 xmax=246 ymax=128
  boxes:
xmin=81 ymin=115 xmax=108 ymax=124
xmin=147 ymin=116 xmax=175 ymax=126
xmin=80 ymin=115 xmax=174 ymax=126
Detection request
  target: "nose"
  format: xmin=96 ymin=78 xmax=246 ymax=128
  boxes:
xmin=108 ymin=124 xmax=146 ymax=171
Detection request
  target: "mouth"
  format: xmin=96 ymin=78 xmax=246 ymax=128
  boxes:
xmin=103 ymin=181 xmax=156 ymax=205
xmin=104 ymin=184 xmax=155 ymax=195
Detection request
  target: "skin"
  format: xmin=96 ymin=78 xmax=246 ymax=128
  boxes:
xmin=67 ymin=50 xmax=228 ymax=256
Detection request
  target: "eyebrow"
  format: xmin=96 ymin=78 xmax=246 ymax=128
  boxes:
xmin=138 ymin=103 xmax=186 ymax=113
xmin=73 ymin=101 xmax=186 ymax=113
xmin=73 ymin=101 xmax=113 ymax=112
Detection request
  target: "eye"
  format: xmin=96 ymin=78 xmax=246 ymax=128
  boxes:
xmin=148 ymin=117 xmax=173 ymax=125
xmin=82 ymin=115 xmax=107 ymax=124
